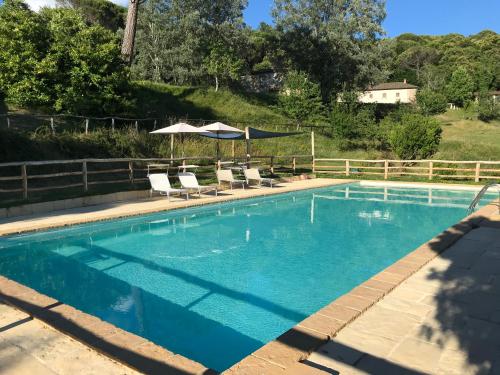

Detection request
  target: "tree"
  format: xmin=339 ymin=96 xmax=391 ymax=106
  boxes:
xmin=0 ymin=2 xmax=130 ymax=114
xmin=397 ymin=46 xmax=440 ymax=82
xmin=387 ymin=113 xmax=442 ymax=159
xmin=204 ymin=43 xmax=244 ymax=91
xmin=121 ymin=0 xmax=143 ymax=63
xmin=0 ymin=0 xmax=49 ymax=107
xmin=132 ymin=0 xmax=249 ymax=85
xmin=272 ymin=0 xmax=386 ymax=100
xmin=446 ymin=67 xmax=474 ymax=107
xmin=56 ymin=0 xmax=126 ymax=32
xmin=416 ymin=88 xmax=448 ymax=115
xmin=477 ymin=91 xmax=499 ymax=122
xmin=278 ymin=70 xmax=324 ymax=125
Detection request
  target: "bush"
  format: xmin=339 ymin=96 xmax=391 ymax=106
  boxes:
xmin=387 ymin=113 xmax=442 ymax=159
xmin=477 ymin=93 xmax=499 ymax=122
xmin=416 ymin=89 xmax=448 ymax=115
xmin=278 ymin=70 xmax=324 ymax=125
xmin=0 ymin=1 xmax=131 ymax=114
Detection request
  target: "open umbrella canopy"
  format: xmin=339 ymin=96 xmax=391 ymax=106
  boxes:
xmin=150 ymin=122 xmax=208 ymax=134
xmin=198 ymin=122 xmax=243 ymax=135
xmin=200 ymin=126 xmax=301 ymax=139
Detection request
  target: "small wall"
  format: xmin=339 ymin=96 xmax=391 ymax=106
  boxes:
xmin=0 ymin=190 xmax=151 ymax=219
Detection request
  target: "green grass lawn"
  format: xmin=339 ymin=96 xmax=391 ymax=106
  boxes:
xmin=435 ymin=110 xmax=500 ymax=161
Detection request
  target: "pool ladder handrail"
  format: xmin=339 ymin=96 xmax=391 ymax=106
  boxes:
xmin=467 ymin=181 xmax=499 ymax=215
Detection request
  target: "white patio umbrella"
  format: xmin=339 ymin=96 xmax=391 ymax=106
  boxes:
xmin=150 ymin=122 xmax=208 ymax=157
xmin=199 ymin=122 xmax=243 ymax=161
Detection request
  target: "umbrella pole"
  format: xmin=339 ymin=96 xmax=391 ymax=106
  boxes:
xmin=245 ymin=126 xmax=251 ymax=168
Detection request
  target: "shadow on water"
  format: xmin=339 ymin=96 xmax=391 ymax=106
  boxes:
xmin=0 ymin=244 xmax=268 ymax=371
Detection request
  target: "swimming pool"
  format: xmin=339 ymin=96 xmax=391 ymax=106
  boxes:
xmin=0 ymin=183 xmax=494 ymax=371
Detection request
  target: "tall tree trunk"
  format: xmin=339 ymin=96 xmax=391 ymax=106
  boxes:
xmin=215 ymin=76 xmax=219 ymax=92
xmin=121 ymin=0 xmax=139 ymax=64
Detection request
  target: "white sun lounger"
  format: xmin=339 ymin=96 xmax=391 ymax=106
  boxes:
xmin=178 ymin=172 xmax=218 ymax=197
xmin=216 ymin=169 xmax=245 ymax=190
xmin=243 ymin=168 xmax=275 ymax=188
xmin=148 ymin=173 xmax=189 ymax=200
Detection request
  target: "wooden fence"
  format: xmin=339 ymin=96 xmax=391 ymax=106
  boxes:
xmin=313 ymin=159 xmax=500 ymax=182
xmin=0 ymin=155 xmax=313 ymax=201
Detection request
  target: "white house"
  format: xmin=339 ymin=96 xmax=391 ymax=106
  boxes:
xmin=358 ymin=80 xmax=418 ymax=104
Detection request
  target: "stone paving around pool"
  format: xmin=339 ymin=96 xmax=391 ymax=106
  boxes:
xmin=302 ymin=211 xmax=500 ymax=374
xmin=0 ymin=302 xmax=139 ymax=374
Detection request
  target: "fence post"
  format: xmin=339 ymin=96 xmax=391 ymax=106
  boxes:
xmin=428 ymin=161 xmax=433 ymax=180
xmin=270 ymin=156 xmax=274 ymax=174
xmin=345 ymin=160 xmax=350 ymax=176
xmin=82 ymin=161 xmax=88 ymax=192
xmin=129 ymin=161 xmax=134 ymax=184
xmin=384 ymin=160 xmax=388 ymax=180
xmin=311 ymin=131 xmax=315 ymax=173
xmin=311 ymin=131 xmax=315 ymax=159
xmin=153 ymin=119 xmax=157 ymax=130
xmin=111 ymin=118 xmax=115 ymax=132
xmin=135 ymin=120 xmax=139 ymax=132
xmin=475 ymin=162 xmax=481 ymax=183
xmin=292 ymin=157 xmax=296 ymax=174
xmin=6 ymin=116 xmax=10 ymax=129
xmin=50 ymin=117 xmax=55 ymax=135
xmin=21 ymin=164 xmax=28 ymax=199
xmin=85 ymin=119 xmax=89 ymax=134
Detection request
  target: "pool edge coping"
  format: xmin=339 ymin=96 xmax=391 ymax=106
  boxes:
xmin=223 ymin=199 xmax=499 ymax=374
xmin=0 ymin=178 xmax=353 ymax=237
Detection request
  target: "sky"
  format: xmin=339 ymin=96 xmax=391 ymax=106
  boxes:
xmin=12 ymin=0 xmax=500 ymax=37
xmin=244 ymin=0 xmax=500 ymax=37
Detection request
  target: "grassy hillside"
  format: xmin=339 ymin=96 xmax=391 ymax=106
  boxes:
xmin=435 ymin=110 xmax=500 ymax=161
xmin=1 ymin=82 xmax=499 ymax=162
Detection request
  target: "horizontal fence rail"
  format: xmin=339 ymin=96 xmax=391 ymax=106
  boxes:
xmin=0 ymin=112 xmax=327 ymax=133
xmin=313 ymin=158 xmax=500 ymax=182
xmin=0 ymin=155 xmax=313 ymax=202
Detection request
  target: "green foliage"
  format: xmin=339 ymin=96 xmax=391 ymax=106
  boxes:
xmin=386 ymin=31 xmax=500 ymax=94
xmin=386 ymin=113 xmax=442 ymax=159
xmin=416 ymin=88 xmax=448 ymax=115
xmin=0 ymin=1 xmax=130 ymax=114
xmin=445 ymin=67 xmax=475 ymax=107
xmin=273 ymin=0 xmax=386 ymax=99
xmin=204 ymin=43 xmax=244 ymax=91
xmin=278 ymin=71 xmax=324 ymax=124
xmin=131 ymin=0 xmax=248 ymax=86
xmin=56 ymin=0 xmax=126 ymax=31
xmin=477 ymin=92 xmax=500 ymax=122
xmin=330 ymin=94 xmax=382 ymax=151
xmin=0 ymin=0 xmax=49 ymax=107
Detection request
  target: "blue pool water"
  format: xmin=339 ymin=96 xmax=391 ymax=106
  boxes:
xmin=0 ymin=183 xmax=494 ymax=371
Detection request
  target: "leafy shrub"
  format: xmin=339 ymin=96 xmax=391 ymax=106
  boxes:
xmin=0 ymin=1 xmax=131 ymax=114
xmin=445 ymin=67 xmax=474 ymax=107
xmin=387 ymin=113 xmax=442 ymax=159
xmin=278 ymin=70 xmax=324 ymax=125
xmin=416 ymin=88 xmax=448 ymax=115
xmin=477 ymin=92 xmax=499 ymax=122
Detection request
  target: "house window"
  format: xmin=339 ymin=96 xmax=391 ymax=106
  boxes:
xmin=396 ymin=92 xmax=400 ymax=98
xmin=382 ymin=93 xmax=387 ymax=98
xmin=369 ymin=93 xmax=373 ymax=98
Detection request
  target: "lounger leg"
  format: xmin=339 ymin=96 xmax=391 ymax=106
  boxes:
xmin=150 ymin=189 xmax=153 ymax=198
xmin=167 ymin=192 xmax=171 ymax=201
